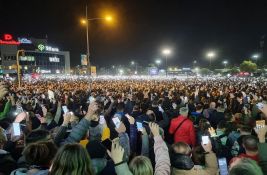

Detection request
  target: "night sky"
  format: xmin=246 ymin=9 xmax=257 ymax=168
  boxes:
xmin=1 ymin=0 xmax=267 ymax=68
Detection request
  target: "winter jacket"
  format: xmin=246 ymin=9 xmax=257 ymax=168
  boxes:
xmin=258 ymin=143 xmax=267 ymax=174
xmin=169 ymin=116 xmax=196 ymax=146
xmin=115 ymin=135 xmax=171 ymax=175
xmin=0 ymin=101 xmax=12 ymax=121
xmin=172 ymin=152 xmax=218 ymax=175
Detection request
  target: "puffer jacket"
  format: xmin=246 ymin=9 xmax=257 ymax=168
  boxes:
xmin=171 ymin=152 xmax=218 ymax=175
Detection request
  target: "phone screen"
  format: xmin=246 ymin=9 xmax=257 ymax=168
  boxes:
xmin=102 ymin=139 xmax=112 ymax=150
xmin=99 ymin=115 xmax=106 ymax=125
xmin=136 ymin=122 xmax=143 ymax=131
xmin=218 ymin=158 xmax=228 ymax=175
xmin=256 ymin=103 xmax=264 ymax=109
xmin=62 ymin=106 xmax=68 ymax=114
xmin=256 ymin=120 xmax=265 ymax=129
xmin=112 ymin=117 xmax=121 ymax=129
xmin=202 ymin=136 xmax=209 ymax=145
xmin=12 ymin=123 xmax=21 ymax=136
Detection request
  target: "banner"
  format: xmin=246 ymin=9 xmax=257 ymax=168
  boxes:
xmin=81 ymin=54 xmax=88 ymax=66
xmin=91 ymin=66 xmax=96 ymax=77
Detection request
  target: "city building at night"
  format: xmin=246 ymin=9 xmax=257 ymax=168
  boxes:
xmin=0 ymin=33 xmax=70 ymax=75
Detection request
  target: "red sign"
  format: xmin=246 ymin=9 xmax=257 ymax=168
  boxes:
xmin=0 ymin=34 xmax=20 ymax=45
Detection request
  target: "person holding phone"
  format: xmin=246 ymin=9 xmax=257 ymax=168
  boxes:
xmin=171 ymin=139 xmax=218 ymax=175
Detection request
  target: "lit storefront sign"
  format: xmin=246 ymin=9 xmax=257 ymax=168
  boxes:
xmin=20 ymin=56 xmax=35 ymax=61
xmin=40 ymin=70 xmax=51 ymax=73
xmin=38 ymin=44 xmax=59 ymax=52
xmin=0 ymin=34 xmax=20 ymax=45
xmin=49 ymin=56 xmax=60 ymax=62
xmin=18 ymin=38 xmax=32 ymax=44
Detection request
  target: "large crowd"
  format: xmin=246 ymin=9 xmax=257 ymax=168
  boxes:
xmin=0 ymin=77 xmax=267 ymax=175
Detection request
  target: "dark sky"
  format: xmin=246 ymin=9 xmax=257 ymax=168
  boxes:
xmin=0 ymin=0 xmax=267 ymax=68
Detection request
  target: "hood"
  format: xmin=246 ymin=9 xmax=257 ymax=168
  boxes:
xmin=92 ymin=158 xmax=107 ymax=174
xmin=171 ymin=153 xmax=194 ymax=170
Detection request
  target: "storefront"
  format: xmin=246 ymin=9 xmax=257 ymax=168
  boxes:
xmin=0 ymin=33 xmax=70 ymax=75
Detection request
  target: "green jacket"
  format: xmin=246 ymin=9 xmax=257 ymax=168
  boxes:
xmin=258 ymin=143 xmax=267 ymax=174
xmin=0 ymin=101 xmax=12 ymax=121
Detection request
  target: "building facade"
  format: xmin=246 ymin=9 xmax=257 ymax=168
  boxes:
xmin=0 ymin=33 xmax=70 ymax=75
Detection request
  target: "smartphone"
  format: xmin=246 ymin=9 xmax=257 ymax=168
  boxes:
xmin=218 ymin=158 xmax=228 ymax=175
xmin=256 ymin=103 xmax=264 ymax=110
xmin=99 ymin=115 xmax=106 ymax=125
xmin=12 ymin=123 xmax=21 ymax=136
xmin=202 ymin=136 xmax=209 ymax=145
xmin=256 ymin=120 xmax=265 ymax=129
xmin=112 ymin=117 xmax=121 ymax=129
xmin=136 ymin=122 xmax=143 ymax=131
xmin=62 ymin=106 xmax=68 ymax=114
xmin=102 ymin=139 xmax=112 ymax=150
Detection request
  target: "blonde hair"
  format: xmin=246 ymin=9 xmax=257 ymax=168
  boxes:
xmin=129 ymin=156 xmax=153 ymax=175
xmin=172 ymin=142 xmax=191 ymax=155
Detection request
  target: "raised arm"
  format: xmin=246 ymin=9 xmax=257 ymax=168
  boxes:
xmin=150 ymin=122 xmax=171 ymax=175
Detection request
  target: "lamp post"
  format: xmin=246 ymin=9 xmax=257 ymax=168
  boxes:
xmin=16 ymin=50 xmax=24 ymax=88
xmin=81 ymin=5 xmax=113 ymax=75
xmin=206 ymin=51 xmax=216 ymax=68
xmin=223 ymin=60 xmax=228 ymax=68
xmin=252 ymin=54 xmax=259 ymax=64
xmin=162 ymin=49 xmax=171 ymax=76
xmin=131 ymin=61 xmax=137 ymax=74
xmin=155 ymin=59 xmax=161 ymax=66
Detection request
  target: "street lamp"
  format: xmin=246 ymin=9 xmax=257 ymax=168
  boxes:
xmin=16 ymin=50 xmax=24 ymax=88
xmin=252 ymin=54 xmax=260 ymax=63
xmin=80 ymin=5 xmax=113 ymax=75
xmin=155 ymin=59 xmax=161 ymax=65
xmin=223 ymin=60 xmax=228 ymax=68
xmin=162 ymin=49 xmax=171 ymax=76
xmin=131 ymin=61 xmax=135 ymax=65
xmin=206 ymin=51 xmax=216 ymax=68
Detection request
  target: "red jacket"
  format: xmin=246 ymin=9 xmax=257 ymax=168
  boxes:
xmin=169 ymin=115 xmax=196 ymax=146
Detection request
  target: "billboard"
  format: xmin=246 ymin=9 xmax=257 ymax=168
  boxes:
xmin=91 ymin=66 xmax=96 ymax=76
xmin=149 ymin=67 xmax=158 ymax=75
xmin=81 ymin=54 xmax=88 ymax=66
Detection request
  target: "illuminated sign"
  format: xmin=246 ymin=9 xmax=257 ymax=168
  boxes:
xmin=46 ymin=46 xmax=59 ymax=52
xmin=20 ymin=56 xmax=35 ymax=61
xmin=38 ymin=44 xmax=45 ymax=51
xmin=18 ymin=38 xmax=32 ymax=44
xmin=81 ymin=54 xmax=88 ymax=66
xmin=49 ymin=56 xmax=60 ymax=62
xmin=0 ymin=34 xmax=20 ymax=45
xmin=38 ymin=44 xmax=59 ymax=52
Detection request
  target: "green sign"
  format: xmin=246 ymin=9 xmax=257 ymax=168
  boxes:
xmin=38 ymin=44 xmax=45 ymax=51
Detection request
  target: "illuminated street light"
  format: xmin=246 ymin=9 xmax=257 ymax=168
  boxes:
xmin=252 ymin=54 xmax=260 ymax=64
xmin=105 ymin=16 xmax=113 ymax=21
xmin=206 ymin=51 xmax=216 ymax=68
xmin=155 ymin=59 xmax=161 ymax=65
xmin=252 ymin=54 xmax=259 ymax=59
xmin=80 ymin=5 xmax=114 ymax=76
xmin=131 ymin=61 xmax=135 ymax=65
xmin=223 ymin=60 xmax=228 ymax=68
xmin=162 ymin=49 xmax=171 ymax=55
xmin=119 ymin=69 xmax=124 ymax=75
xmin=162 ymin=49 xmax=171 ymax=76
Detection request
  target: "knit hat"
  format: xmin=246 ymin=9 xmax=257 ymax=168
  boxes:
xmin=86 ymin=140 xmax=106 ymax=159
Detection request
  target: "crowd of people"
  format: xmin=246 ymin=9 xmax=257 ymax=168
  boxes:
xmin=0 ymin=77 xmax=267 ymax=175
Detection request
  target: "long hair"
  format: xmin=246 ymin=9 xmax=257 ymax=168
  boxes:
xmin=129 ymin=156 xmax=153 ymax=175
xmin=49 ymin=144 xmax=94 ymax=175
